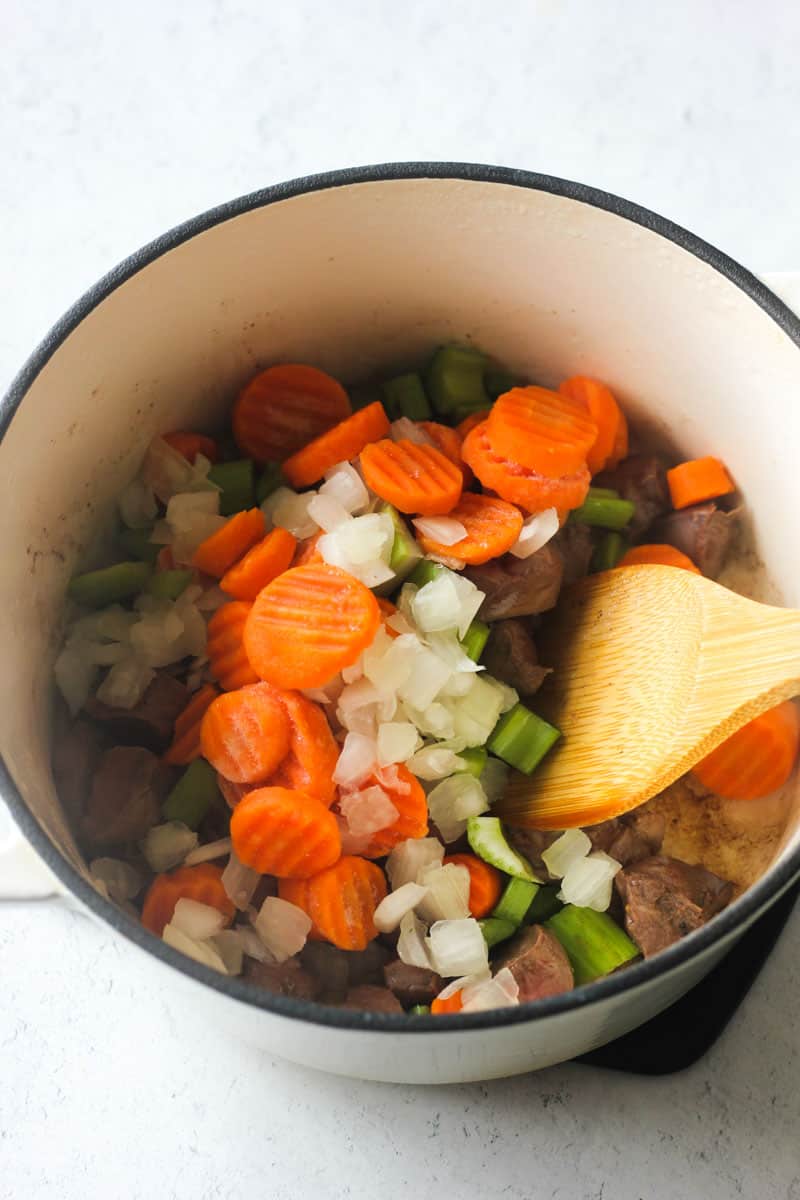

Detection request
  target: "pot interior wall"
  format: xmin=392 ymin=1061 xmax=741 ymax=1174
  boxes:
xmin=1 ymin=175 xmax=799 ymax=884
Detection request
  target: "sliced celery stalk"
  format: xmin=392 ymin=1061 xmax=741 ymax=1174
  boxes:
xmin=162 ymin=759 xmax=220 ymax=831
xmin=380 ymin=504 xmax=422 ymax=581
xmin=460 ymin=619 xmax=490 ymax=663
xmin=425 ymin=345 xmax=490 ymax=418
xmin=408 ymin=559 xmax=446 ymax=589
xmin=409 ymin=1004 xmax=431 ymax=1016
xmin=546 ymin=905 xmax=640 ymax=985
xmin=146 ymin=569 xmax=193 ymax=601
xmin=592 ymin=530 xmax=626 ymax=572
xmin=570 ymin=494 xmax=635 ymax=530
xmin=457 ymin=746 xmax=488 ymax=778
xmin=381 ymin=372 xmax=432 ymax=421
xmin=466 ymin=816 xmax=542 ymax=882
xmin=492 ymin=876 xmax=539 ymax=925
xmin=524 ymin=884 xmax=564 ymax=924
xmin=585 ymin=486 xmax=619 ymax=500
xmin=488 ymin=703 xmax=561 ymax=775
xmin=479 ymin=917 xmax=517 ymax=948
xmin=118 ymin=527 xmax=160 ymax=564
xmin=209 ymin=459 xmax=255 ymax=515
xmin=68 ymin=562 xmax=152 ymax=608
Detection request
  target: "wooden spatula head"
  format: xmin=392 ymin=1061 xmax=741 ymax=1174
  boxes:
xmin=494 ymin=565 xmax=800 ymax=830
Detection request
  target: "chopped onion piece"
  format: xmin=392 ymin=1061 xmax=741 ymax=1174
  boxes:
xmin=211 ymin=929 xmax=244 ymax=976
xmin=319 ymin=461 xmax=370 ymax=514
xmin=541 ymin=828 xmax=592 ymax=878
xmin=183 ymin=837 xmax=232 ymax=866
xmin=461 ymin=967 xmax=520 ymax=1011
xmin=142 ymin=437 xmax=217 ymax=503
xmin=254 ymin=897 xmax=312 ymax=962
xmin=222 ymin=849 xmax=262 ymax=910
xmin=405 ymin=744 xmax=465 ymax=780
xmin=427 ymin=553 xmax=466 ymax=571
xmin=196 ymin=585 xmax=228 ymax=612
xmin=449 ymin=675 xmax=506 ymax=747
xmin=263 ymin=487 xmax=319 ymax=539
xmin=426 ymin=630 xmax=484 ymax=675
xmin=54 ymin=643 xmax=99 ymax=714
xmin=390 ymin=418 xmax=434 ymax=445
xmin=172 ymin=898 xmax=227 ymax=941
xmin=411 ymin=573 xmax=462 ymax=633
xmin=375 ymin=763 xmax=412 ymax=794
xmin=386 ymin=837 xmax=444 ymax=890
xmin=416 ymin=863 xmax=471 ymax=922
xmin=397 ymin=645 xmax=451 ymax=710
xmin=363 ymin=631 xmax=418 ymax=694
xmin=239 ymin=925 xmax=273 ymax=963
xmin=493 ymin=677 xmax=520 ymax=713
xmin=338 ymin=786 xmax=398 ymax=838
xmin=434 ymin=973 xmax=486 ymax=1002
xmin=118 ymin=477 xmax=158 ymax=529
xmin=509 ymin=507 xmax=560 ymax=559
xmin=162 ymin=923 xmax=229 ymax=973
xmin=89 ymin=858 xmax=142 ymax=903
xmin=374 ymin=882 xmax=429 ymax=933
xmin=333 ymin=732 xmax=378 ymax=788
xmin=386 ymin=611 xmax=415 ymax=636
xmin=376 ymin=721 xmax=422 ymax=765
xmin=95 ymin=656 xmax=155 ymax=709
xmin=166 ymin=490 xmax=225 ymax=563
xmin=412 ymin=517 xmax=468 ymax=546
xmin=307 ymin=492 xmax=353 ymax=532
xmin=141 ymin=822 xmax=199 ymax=873
xmin=427 ymin=774 xmax=489 ymax=842
xmin=321 ymin=511 xmax=394 ymax=565
xmin=558 ymin=851 xmax=621 ymax=912
xmin=479 ymin=757 xmax=510 ymax=805
xmin=397 ymin=910 xmax=434 ymax=969
xmin=449 ymin=571 xmax=485 ymax=638
xmin=427 ymin=917 xmax=489 ymax=978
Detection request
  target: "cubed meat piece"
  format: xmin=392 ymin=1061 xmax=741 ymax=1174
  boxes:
xmin=596 ymin=455 xmax=670 ymax=538
xmin=344 ymin=942 xmax=392 ymax=986
xmin=340 ymin=985 xmax=404 ymax=1013
xmin=383 ymin=960 xmax=443 ymax=1008
xmin=505 ymin=826 xmax=560 ymax=880
xmin=551 ymin=521 xmax=593 ymax=585
xmin=482 ymin=619 xmax=550 ymax=696
xmin=245 ymin=958 xmax=321 ymax=1001
xmin=82 ymin=746 xmax=172 ymax=848
xmin=299 ymin=941 xmax=350 ymax=1002
xmin=86 ymin=672 xmax=188 ymax=752
xmin=651 ymin=502 xmax=739 ymax=579
xmin=615 ymin=855 xmax=734 ymax=958
xmin=51 ymin=718 xmax=103 ymax=825
xmin=465 ymin=543 xmax=563 ymax=621
xmin=584 ymin=802 xmax=665 ymax=867
xmin=494 ymin=925 xmax=574 ymax=1002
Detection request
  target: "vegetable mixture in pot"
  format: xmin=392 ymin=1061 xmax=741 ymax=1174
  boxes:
xmin=51 ymin=348 xmax=799 ymax=1015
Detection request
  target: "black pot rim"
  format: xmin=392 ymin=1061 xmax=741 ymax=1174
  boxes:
xmin=2 ymin=160 xmax=800 ymax=1036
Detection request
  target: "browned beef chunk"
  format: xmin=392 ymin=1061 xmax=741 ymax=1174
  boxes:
xmin=552 ymin=522 xmax=593 ymax=585
xmin=495 ymin=925 xmax=574 ymax=1002
xmin=506 ymin=826 xmax=559 ymax=880
xmin=82 ymin=746 xmax=172 ymax=848
xmin=244 ymin=958 xmax=321 ymax=1001
xmin=615 ymin=855 xmax=733 ymax=957
xmin=383 ymin=960 xmax=443 ymax=1007
xmin=344 ymin=942 xmax=392 ymax=986
xmin=51 ymin=718 xmax=103 ymax=825
xmin=86 ymin=673 xmax=188 ymax=752
xmin=299 ymin=941 xmax=350 ymax=1002
xmin=596 ymin=455 xmax=670 ymax=538
xmin=585 ymin=803 xmax=665 ymax=867
xmin=464 ymin=542 xmax=563 ymax=621
xmin=340 ymin=985 xmax=404 ymax=1013
xmin=482 ymin=619 xmax=550 ymax=696
xmin=651 ymin=502 xmax=739 ymax=579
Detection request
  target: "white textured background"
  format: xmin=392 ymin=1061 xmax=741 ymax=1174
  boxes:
xmin=2 ymin=2 xmax=799 ymax=1197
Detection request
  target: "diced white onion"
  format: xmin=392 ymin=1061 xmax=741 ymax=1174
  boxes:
xmin=376 ymin=721 xmax=422 ymax=765
xmin=89 ymin=858 xmax=142 ymax=903
xmin=183 ymin=837 xmax=233 ymax=866
xmin=479 ymin=757 xmax=510 ymax=805
xmin=397 ymin=645 xmax=452 ymax=710
xmin=411 ymin=573 xmax=462 ymax=633
xmin=165 ymin=490 xmax=225 ymax=563
xmin=390 ymin=418 xmax=434 ymax=445
xmin=319 ymin=462 xmax=370 ymax=514
xmin=211 ymin=929 xmax=245 ymax=976
xmin=405 ymin=745 xmax=466 ymax=781
xmin=363 ymin=631 xmax=417 ymax=694
xmin=307 ymin=492 xmax=353 ymax=532
xmin=397 ymin=910 xmax=434 ymax=969
xmin=54 ymin=643 xmax=99 ymax=714
xmin=375 ymin=763 xmax=412 ymax=795
xmin=493 ymin=678 xmax=520 ymax=714
xmin=374 ymin=882 xmax=429 ymax=933
xmin=416 ymin=863 xmax=471 ymax=922
xmin=254 ymin=897 xmax=312 ymax=962
xmin=386 ymin=612 xmax=415 ymax=636
xmin=508 ymin=507 xmax=560 ymax=559
xmin=171 ymin=898 xmax=227 ymax=941
xmin=461 ymin=967 xmax=520 ymax=1012
xmin=449 ymin=675 xmax=506 ymax=747
xmin=262 ymin=487 xmax=319 ymax=539
xmin=222 ymin=850 xmax=262 ymax=911
xmin=239 ymin=925 xmax=274 ymax=963
xmin=338 ymin=785 xmax=398 ymax=838
xmin=386 ymin=837 xmax=444 ymax=890
xmin=412 ymin=517 xmax=468 ymax=546
xmin=318 ymin=512 xmax=395 ymax=587
xmin=333 ymin=732 xmax=378 ymax=789
xmin=427 ymin=918 xmax=489 ymax=978
xmin=427 ymin=774 xmax=489 ymax=842
xmin=118 ymin=477 xmax=158 ymax=529
xmin=140 ymin=822 xmax=199 ymax=873
xmin=449 ymin=571 xmax=485 ymax=638
xmin=142 ymin=437 xmax=217 ymax=504
xmin=541 ymin=828 xmax=592 ymax=878
xmin=403 ymin=702 xmax=456 ymax=740
xmin=426 ymin=553 xmax=466 ymax=571
xmin=558 ymin=851 xmax=621 ymax=912
xmin=426 ymin=630 xmax=484 ymax=675
xmin=434 ymin=974 xmax=486 ymax=1003
xmin=94 ymin=655 xmax=155 ymax=710
xmin=162 ymin=923 xmax=229 ymax=973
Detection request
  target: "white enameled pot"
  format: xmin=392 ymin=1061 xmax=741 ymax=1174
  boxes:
xmin=1 ymin=164 xmax=799 ymax=1084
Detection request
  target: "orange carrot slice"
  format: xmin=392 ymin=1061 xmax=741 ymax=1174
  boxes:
xmin=219 ymin=527 xmax=297 ymax=600
xmin=693 ymin=701 xmax=800 ymax=800
xmin=162 ymin=431 xmax=219 ymax=464
xmin=360 ymin=439 xmax=463 ymax=516
xmin=232 ymin=363 xmax=351 ymax=464
xmin=279 ymin=856 xmax=387 ymax=950
xmin=559 ymin=377 xmax=627 ymax=474
xmin=231 ymin=786 xmax=341 ymax=878
xmin=431 ymin=990 xmax=464 ymax=1014
xmin=462 ymin=421 xmax=591 ymax=513
xmin=281 ymin=401 xmax=391 ymax=489
xmin=192 ymin=508 xmax=265 ymax=578
xmin=456 ymin=410 xmax=492 ymax=439
xmin=617 ymin=544 xmax=701 ymax=573
xmin=487 ymin=386 xmax=597 ymax=476
xmin=354 ymin=765 xmax=429 ymax=858
xmin=200 ymin=683 xmax=292 ymax=784
xmin=163 ymin=684 xmax=220 ymax=765
xmin=244 ymin=563 xmax=381 ymax=689
xmin=420 ymin=420 xmax=473 ymax=487
xmin=207 ymin=601 xmax=260 ymax=690
xmin=667 ymin=457 xmax=735 ymax=510
xmin=442 ymin=853 xmax=503 ymax=918
xmin=292 ymin=531 xmax=324 ymax=568
xmin=415 ymin=492 xmax=523 ymax=565
xmin=141 ymin=863 xmax=235 ymax=937
xmin=264 ymin=687 xmax=340 ymax=807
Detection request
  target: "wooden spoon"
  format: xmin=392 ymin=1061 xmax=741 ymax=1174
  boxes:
xmin=494 ymin=565 xmax=800 ymax=830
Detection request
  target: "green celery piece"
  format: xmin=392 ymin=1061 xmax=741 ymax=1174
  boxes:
xmin=68 ymin=562 xmax=152 ymax=608
xmin=479 ymin=917 xmax=517 ymax=948
xmin=380 ymin=504 xmax=422 ymax=580
xmin=457 ymin=746 xmax=488 ymax=778
xmin=408 ymin=559 xmax=446 ymax=589
xmin=546 ymin=905 xmax=640 ymax=985
xmin=147 ymin=569 xmax=193 ymax=601
xmin=163 ymin=759 xmax=221 ymax=831
xmin=484 ymin=369 xmax=516 ymax=401
xmin=592 ymin=530 xmax=626 ymax=572
xmin=118 ymin=527 xmax=160 ymax=564
xmin=209 ymin=459 xmax=255 ymax=515
xmin=524 ymin=884 xmax=564 ymax=924
xmin=425 ymin=345 xmax=490 ymax=417
xmin=488 ymin=703 xmax=561 ymax=775
xmin=570 ymin=494 xmax=635 ymax=530
xmin=381 ymin=372 xmax=432 ymax=421
xmin=409 ymin=1004 xmax=431 ymax=1016
xmin=461 ymin=619 xmax=490 ymax=663
xmin=255 ymin=462 xmax=284 ymax=506
xmin=492 ymin=876 xmax=539 ymax=926
xmin=349 ymin=382 xmax=383 ymax=411
xmin=585 ymin=486 xmax=619 ymax=500
xmin=466 ymin=816 xmax=541 ymax=882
